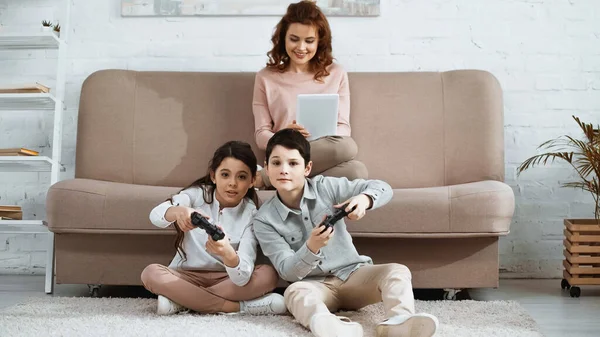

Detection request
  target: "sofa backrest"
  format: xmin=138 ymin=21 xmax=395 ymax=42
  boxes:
xmin=349 ymin=71 xmax=504 ymax=188
xmin=75 ymin=69 xmax=504 ymax=188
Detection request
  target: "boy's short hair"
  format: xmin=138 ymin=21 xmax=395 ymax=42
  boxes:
xmin=265 ymin=128 xmax=311 ymax=166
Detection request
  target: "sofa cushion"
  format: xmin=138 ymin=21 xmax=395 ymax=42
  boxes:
xmin=346 ymin=180 xmax=514 ymax=236
xmin=48 ymin=178 xmax=512 ymax=236
xmin=75 ymin=70 xmax=505 ymax=190
xmin=349 ymin=71 xmax=505 ymax=188
xmin=75 ymin=71 xmax=261 ymax=187
xmin=47 ymin=179 xmax=180 ymax=233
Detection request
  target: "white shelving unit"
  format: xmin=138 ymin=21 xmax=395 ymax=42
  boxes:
xmin=0 ymin=1 xmax=70 ymax=294
xmin=0 ymin=156 xmax=55 ymax=171
xmin=0 ymin=32 xmax=62 ymax=49
xmin=0 ymin=220 xmax=48 ymax=234
xmin=0 ymin=93 xmax=58 ymax=110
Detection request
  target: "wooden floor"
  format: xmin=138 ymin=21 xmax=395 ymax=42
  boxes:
xmin=470 ymin=279 xmax=600 ymax=337
xmin=1 ymin=276 xmax=599 ymax=337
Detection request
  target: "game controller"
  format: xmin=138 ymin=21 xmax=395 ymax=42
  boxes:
xmin=319 ymin=203 xmax=356 ymax=234
xmin=191 ymin=212 xmax=225 ymax=241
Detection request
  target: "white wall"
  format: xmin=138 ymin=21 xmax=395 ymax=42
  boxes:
xmin=0 ymin=0 xmax=598 ymax=277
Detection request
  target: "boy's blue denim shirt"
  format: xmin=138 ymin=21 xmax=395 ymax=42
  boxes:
xmin=253 ymin=175 xmax=393 ymax=283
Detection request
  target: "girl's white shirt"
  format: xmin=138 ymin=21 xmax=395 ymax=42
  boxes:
xmin=149 ymin=186 xmax=258 ymax=286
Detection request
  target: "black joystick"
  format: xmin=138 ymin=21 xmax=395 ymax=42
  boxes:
xmin=319 ymin=203 xmax=356 ymax=234
xmin=191 ymin=212 xmax=225 ymax=241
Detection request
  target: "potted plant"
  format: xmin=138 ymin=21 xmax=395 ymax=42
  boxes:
xmin=41 ymin=20 xmax=53 ymax=32
xmin=53 ymin=22 xmax=60 ymax=37
xmin=517 ymin=115 xmax=600 ymax=297
xmin=518 ymin=115 xmax=599 ymax=219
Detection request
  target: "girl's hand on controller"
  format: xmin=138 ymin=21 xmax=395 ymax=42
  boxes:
xmin=205 ymin=232 xmax=233 ymax=256
xmin=206 ymin=228 xmax=238 ymax=267
xmin=167 ymin=206 xmax=209 ymax=232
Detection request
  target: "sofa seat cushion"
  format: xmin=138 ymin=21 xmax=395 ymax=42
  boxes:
xmin=344 ymin=180 xmax=514 ymax=236
xmin=48 ymin=179 xmax=513 ymax=236
xmin=47 ymin=178 xmax=180 ymax=233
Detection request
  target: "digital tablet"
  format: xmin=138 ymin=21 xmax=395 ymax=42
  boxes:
xmin=296 ymin=94 xmax=339 ymax=141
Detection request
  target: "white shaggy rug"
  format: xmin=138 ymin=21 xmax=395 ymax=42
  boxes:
xmin=0 ymin=297 xmax=543 ymax=337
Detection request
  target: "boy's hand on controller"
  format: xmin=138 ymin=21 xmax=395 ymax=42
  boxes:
xmin=335 ymin=194 xmax=372 ymax=221
xmin=307 ymin=220 xmax=334 ymax=254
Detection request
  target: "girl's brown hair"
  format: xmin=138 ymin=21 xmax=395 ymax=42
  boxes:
xmin=266 ymin=0 xmax=333 ymax=82
xmin=169 ymin=141 xmax=259 ymax=262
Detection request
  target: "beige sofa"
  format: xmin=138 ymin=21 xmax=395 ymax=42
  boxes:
xmin=46 ymin=69 xmax=514 ymax=295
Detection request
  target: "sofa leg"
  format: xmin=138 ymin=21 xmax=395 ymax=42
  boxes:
xmin=88 ymin=284 xmax=102 ymax=298
xmin=443 ymin=288 xmax=462 ymax=300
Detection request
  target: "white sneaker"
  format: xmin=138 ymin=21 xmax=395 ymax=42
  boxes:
xmin=376 ymin=313 xmax=438 ymax=337
xmin=309 ymin=313 xmax=363 ymax=337
xmin=156 ymin=295 xmax=184 ymax=315
xmin=241 ymin=293 xmax=287 ymax=315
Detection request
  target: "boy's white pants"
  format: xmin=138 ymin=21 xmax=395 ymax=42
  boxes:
xmin=284 ymin=263 xmax=415 ymax=328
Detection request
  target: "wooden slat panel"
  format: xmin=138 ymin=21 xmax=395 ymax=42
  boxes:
xmin=565 ymin=219 xmax=600 ymax=232
xmin=564 ymin=229 xmax=600 ymax=242
xmin=564 ymin=250 xmax=600 ymax=264
xmin=564 ymin=229 xmax=574 ymax=241
xmin=565 ymin=239 xmax=600 ymax=253
xmin=563 ymin=269 xmax=600 ymax=285
xmin=564 ymin=259 xmax=600 ymax=275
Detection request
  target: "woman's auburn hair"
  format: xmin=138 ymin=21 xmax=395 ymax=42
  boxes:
xmin=266 ymin=0 xmax=333 ymax=82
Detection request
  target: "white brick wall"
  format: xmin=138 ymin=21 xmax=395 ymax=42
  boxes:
xmin=0 ymin=0 xmax=598 ymax=278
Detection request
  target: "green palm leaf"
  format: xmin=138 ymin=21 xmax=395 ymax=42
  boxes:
xmin=518 ymin=115 xmax=600 ymax=220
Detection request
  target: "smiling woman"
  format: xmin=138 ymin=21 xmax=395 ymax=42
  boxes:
xmin=252 ymin=0 xmax=369 ymax=189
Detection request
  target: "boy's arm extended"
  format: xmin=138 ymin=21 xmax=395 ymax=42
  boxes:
xmin=321 ymin=176 xmax=393 ymax=210
xmin=253 ymin=218 xmax=322 ymax=282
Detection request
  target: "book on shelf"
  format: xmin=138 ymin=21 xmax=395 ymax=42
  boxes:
xmin=0 ymin=205 xmax=23 ymax=220
xmin=0 ymin=148 xmax=39 ymax=156
xmin=0 ymin=82 xmax=50 ymax=94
